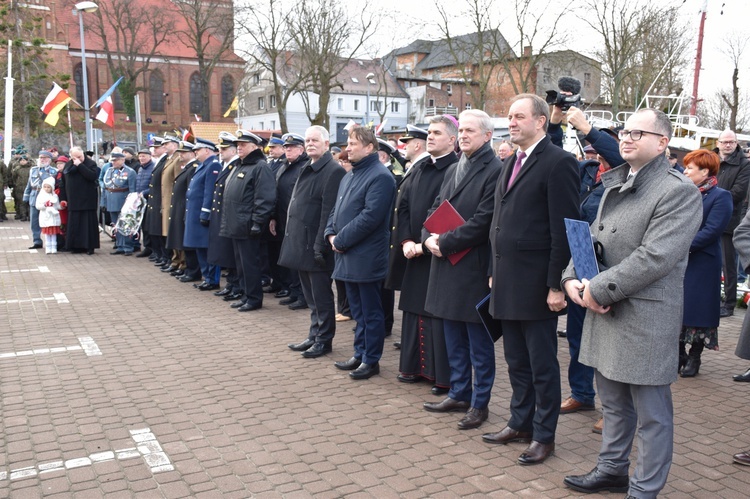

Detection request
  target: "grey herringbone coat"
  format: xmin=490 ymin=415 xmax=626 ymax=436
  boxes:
xmin=562 ymin=155 xmax=702 ymax=385
xmin=733 ymin=211 xmax=750 ymax=360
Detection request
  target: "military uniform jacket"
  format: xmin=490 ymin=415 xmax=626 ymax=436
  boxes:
xmin=220 ymin=149 xmax=276 ymax=240
xmin=489 ymin=135 xmax=580 ymax=321
xmin=184 ymin=155 xmax=220 ymax=249
xmin=23 ymin=164 xmax=57 ymax=205
xmin=278 ymin=151 xmax=346 ymax=272
xmin=562 ymin=156 xmax=702 ymax=385
xmin=423 ymin=143 xmax=501 ymax=323
xmin=166 ymin=160 xmax=197 ymax=250
xmin=160 ymin=153 xmax=181 ymax=235
xmin=396 ymin=152 xmax=456 ymax=314
xmin=102 ymin=165 xmax=137 ymax=212
xmin=145 ymin=154 xmax=169 ymax=235
xmin=208 ymin=156 xmax=240 ymax=268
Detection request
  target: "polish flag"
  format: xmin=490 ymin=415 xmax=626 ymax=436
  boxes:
xmin=95 ymin=96 xmax=115 ymax=127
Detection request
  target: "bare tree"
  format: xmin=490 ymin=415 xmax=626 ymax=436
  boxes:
xmin=719 ymin=32 xmax=748 ymax=132
xmin=235 ymin=0 xmax=310 ymax=133
xmin=435 ymin=0 xmax=566 ymax=111
xmin=290 ymin=0 xmax=377 ymax=129
xmin=581 ymin=0 xmax=690 ymax=116
xmin=172 ymin=0 xmax=236 ymax=120
xmin=370 ymin=59 xmax=394 ymax=124
xmin=82 ymin=0 xmax=175 ymax=118
xmin=0 ymin=1 xmax=70 ymax=138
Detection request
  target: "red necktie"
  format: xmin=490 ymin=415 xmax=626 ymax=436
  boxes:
xmin=507 ymin=151 xmax=526 ymax=188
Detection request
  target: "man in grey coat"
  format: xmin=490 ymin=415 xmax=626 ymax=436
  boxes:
xmin=561 ymin=109 xmax=702 ymax=498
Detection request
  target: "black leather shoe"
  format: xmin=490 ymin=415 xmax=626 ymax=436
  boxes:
xmin=397 ymin=374 xmax=421 ymax=383
xmin=135 ymin=249 xmax=152 ymax=258
xmin=162 ymin=265 xmax=178 ymax=273
xmin=734 ymin=368 xmax=750 ymax=382
xmin=110 ymin=250 xmax=124 ymax=255
xmin=457 ymin=407 xmax=489 ymax=430
xmin=230 ymin=300 xmax=247 ymax=309
xmin=198 ymin=282 xmax=219 ymax=291
xmin=288 ymin=300 xmax=308 ymax=310
xmin=274 ymin=289 xmax=291 ymax=298
xmin=29 ymin=244 xmax=43 ymax=249
xmin=170 ymin=269 xmax=185 ymax=277
xmin=518 ymin=441 xmax=555 ymax=465
xmin=237 ymin=302 xmax=261 ymax=312
xmin=223 ymin=292 xmax=244 ymax=302
xmin=288 ymin=338 xmax=315 ymax=351
xmin=720 ymin=307 xmax=734 ymax=317
xmin=214 ymin=287 xmax=232 ymax=296
xmin=349 ymin=362 xmax=379 ymax=380
xmin=302 ymin=342 xmax=332 ymax=358
xmin=148 ymin=254 xmax=158 ymax=261
xmin=334 ymin=357 xmax=361 ymax=370
xmin=393 ymin=342 xmax=401 ymax=349
xmin=279 ymin=297 xmax=296 ymax=305
xmin=154 ymin=258 xmax=167 ymax=266
xmin=263 ymin=284 xmax=281 ymax=293
xmin=193 ymin=281 xmax=207 ymax=288
xmin=160 ymin=262 xmax=172 ymax=270
xmin=423 ymin=397 xmax=470 ymax=413
xmin=563 ymin=467 xmax=629 ymax=493
xmin=431 ymin=386 xmax=449 ymax=396
xmin=482 ymin=426 xmax=532 ymax=445
xmin=122 ymin=252 xmax=133 ymax=256
xmin=178 ymin=275 xmax=200 ymax=283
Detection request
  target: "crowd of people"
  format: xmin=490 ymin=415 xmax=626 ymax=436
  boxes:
xmin=6 ymin=96 xmax=750 ymax=498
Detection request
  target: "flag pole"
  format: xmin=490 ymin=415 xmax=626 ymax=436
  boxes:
xmin=66 ymin=102 xmax=74 ymax=148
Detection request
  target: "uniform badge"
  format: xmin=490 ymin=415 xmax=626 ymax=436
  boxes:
xmin=237 ymin=173 xmax=245 ymax=178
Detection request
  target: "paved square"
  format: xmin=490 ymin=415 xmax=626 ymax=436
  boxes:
xmin=1 ymin=217 xmax=750 ymax=497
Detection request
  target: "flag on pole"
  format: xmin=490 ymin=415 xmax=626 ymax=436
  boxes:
xmin=95 ymin=96 xmax=115 ymax=127
xmin=93 ymin=76 xmax=124 ymax=108
xmin=194 ymin=114 xmax=202 ymax=122
xmin=375 ymin=118 xmax=388 ymax=136
xmin=41 ymin=83 xmax=72 ymax=126
xmin=223 ymin=96 xmax=238 ymax=117
xmin=344 ymin=119 xmax=357 ymax=131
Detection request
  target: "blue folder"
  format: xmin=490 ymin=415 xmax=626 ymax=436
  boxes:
xmin=564 ymin=218 xmax=600 ymax=280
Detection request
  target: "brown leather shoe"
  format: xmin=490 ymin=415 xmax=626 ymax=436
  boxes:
xmin=423 ymin=397 xmax=470 ymax=413
xmin=457 ymin=407 xmax=489 ymax=430
xmin=518 ymin=441 xmax=555 ymax=465
xmin=593 ymin=418 xmax=603 ymax=434
xmin=560 ymin=396 xmax=596 ymax=414
xmin=733 ymin=450 xmax=750 ymax=466
xmin=481 ymin=426 xmax=533 ymax=445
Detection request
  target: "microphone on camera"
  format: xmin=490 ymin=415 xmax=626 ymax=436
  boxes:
xmin=558 ymin=77 xmax=581 ymax=95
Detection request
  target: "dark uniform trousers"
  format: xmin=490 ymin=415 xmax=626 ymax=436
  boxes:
xmin=233 ymin=238 xmax=262 ymax=306
xmin=183 ymin=249 xmax=201 ymax=280
xmin=299 ymin=270 xmax=335 ymax=344
xmin=195 ymin=247 xmax=220 ymax=284
xmin=444 ymin=319 xmax=495 ymax=409
xmin=347 ymin=280 xmax=385 ymax=365
xmin=501 ymin=317 xmax=561 ymax=444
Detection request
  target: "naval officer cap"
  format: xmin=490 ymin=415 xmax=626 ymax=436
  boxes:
xmin=193 ymin=137 xmax=218 ymax=152
xmin=377 ymin=138 xmax=396 ymax=155
xmin=268 ymin=134 xmax=284 ymax=146
xmin=152 ymin=136 xmax=165 ymax=146
xmin=282 ymin=133 xmax=305 ymax=147
xmin=217 ymin=131 xmax=238 ymax=148
xmin=163 ymin=134 xmax=180 ymax=144
xmin=398 ymin=125 xmax=428 ymax=143
xmin=235 ymin=129 xmax=264 ymax=145
xmin=176 ymin=140 xmax=195 ymax=152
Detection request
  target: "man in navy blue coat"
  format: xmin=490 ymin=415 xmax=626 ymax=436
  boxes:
xmin=184 ymin=137 xmax=221 ymax=290
xmin=325 ymin=126 xmax=396 ymax=380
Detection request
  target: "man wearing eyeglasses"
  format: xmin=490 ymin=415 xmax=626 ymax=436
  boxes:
xmin=561 ymin=109 xmax=701 ymax=498
xmin=715 ymin=130 xmax=750 ymax=318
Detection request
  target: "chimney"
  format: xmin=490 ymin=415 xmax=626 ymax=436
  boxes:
xmin=523 ymin=46 xmax=532 ymax=57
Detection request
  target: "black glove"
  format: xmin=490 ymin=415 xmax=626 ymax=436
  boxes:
xmin=200 ymin=218 xmax=209 ymax=227
xmin=314 ymin=251 xmax=326 ymax=268
xmin=249 ymin=223 xmax=262 ymax=237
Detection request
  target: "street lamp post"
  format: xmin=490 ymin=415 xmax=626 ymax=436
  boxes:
xmin=365 ymin=72 xmax=375 ymax=126
xmin=74 ymin=1 xmax=98 ymax=152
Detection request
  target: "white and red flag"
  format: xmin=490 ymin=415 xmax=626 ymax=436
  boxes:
xmin=95 ymin=96 xmax=115 ymax=127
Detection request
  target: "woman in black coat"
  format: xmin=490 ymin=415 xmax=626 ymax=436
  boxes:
xmin=679 ymin=149 xmax=732 ymax=377
xmin=61 ymin=147 xmax=101 ymax=254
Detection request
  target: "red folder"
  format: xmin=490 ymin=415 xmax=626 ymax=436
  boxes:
xmin=423 ymin=199 xmax=471 ymax=265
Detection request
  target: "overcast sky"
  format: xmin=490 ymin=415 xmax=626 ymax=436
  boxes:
xmin=372 ymin=0 xmax=750 ymax=102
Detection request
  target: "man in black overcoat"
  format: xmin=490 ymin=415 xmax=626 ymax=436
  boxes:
xmin=422 ymin=110 xmax=502 ymax=430
xmin=281 ymin=125 xmax=346 ymax=357
xmin=482 ymin=94 xmax=580 ymax=466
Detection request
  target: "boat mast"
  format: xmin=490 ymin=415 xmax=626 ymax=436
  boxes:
xmin=690 ymin=0 xmax=708 ymax=117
